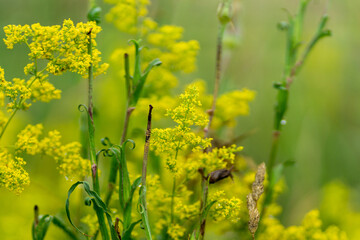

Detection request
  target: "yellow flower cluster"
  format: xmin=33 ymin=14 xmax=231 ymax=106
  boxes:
xmin=15 ymin=124 xmax=89 ymax=180
xmin=174 ymin=201 xmax=200 ymax=220
xmin=3 ymin=19 xmax=108 ymax=77
xmin=1 ymin=19 xmax=108 ymax=114
xmin=0 ymin=149 xmax=30 ymax=194
xmin=146 ymin=175 xmax=171 ymax=219
xmin=184 ymin=144 xmax=243 ymax=178
xmin=29 ymin=78 xmax=61 ymax=102
xmin=320 ymin=181 xmax=360 ymax=239
xmin=258 ymin=210 xmax=348 ymax=240
xmin=209 ymin=190 xmax=242 ymax=222
xmin=105 ymin=0 xmax=150 ymax=35
xmin=167 ymin=224 xmax=186 ymax=240
xmin=214 ymin=89 xmax=256 ymax=128
xmin=105 ymin=0 xmax=200 ymax=118
xmin=151 ymin=85 xmax=211 ymax=173
xmin=189 ymin=80 xmax=256 ymax=129
xmin=81 ymin=214 xmax=99 ymax=236
xmin=0 ymin=68 xmax=61 ymax=112
xmin=145 ymin=174 xmax=197 ymax=238
xmin=167 ymin=85 xmax=208 ymax=128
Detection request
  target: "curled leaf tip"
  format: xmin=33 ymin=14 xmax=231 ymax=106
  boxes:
xmin=123 ymin=139 xmax=136 ymax=150
xmin=78 ymin=104 xmax=88 ymax=112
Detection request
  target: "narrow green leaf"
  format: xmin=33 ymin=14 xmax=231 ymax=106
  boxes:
xmin=124 ymin=177 xmax=142 ymax=231
xmin=195 ymin=201 xmax=216 ymax=240
xmin=124 ymin=53 xmax=132 ymax=101
xmin=65 ymin=181 xmax=119 ymax=240
xmin=52 ymin=216 xmax=79 ymax=240
xmin=122 ymin=219 xmax=142 ymax=240
xmin=132 ymin=58 xmax=162 ymax=105
xmin=274 ymin=88 xmax=288 ymax=130
xmin=128 ymin=39 xmax=142 ymax=84
xmin=32 ymin=215 xmax=53 ymax=240
xmin=87 ymin=6 xmax=102 ymax=24
xmin=269 ymin=160 xmax=296 ymax=189
xmin=139 ymin=185 xmax=152 ymax=240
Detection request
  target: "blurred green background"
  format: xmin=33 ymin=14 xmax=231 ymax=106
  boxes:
xmin=0 ymin=0 xmax=359 ymax=238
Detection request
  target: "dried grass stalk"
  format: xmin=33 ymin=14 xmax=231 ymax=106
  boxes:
xmin=247 ymin=162 xmax=266 ymax=240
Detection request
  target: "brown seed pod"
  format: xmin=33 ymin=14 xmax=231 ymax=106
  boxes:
xmin=247 ymin=162 xmax=266 ymax=239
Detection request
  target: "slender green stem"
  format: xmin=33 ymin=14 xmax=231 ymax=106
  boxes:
xmin=0 ymin=108 xmax=18 ymax=140
xmin=259 ymin=131 xmax=280 ymax=219
xmin=87 ymin=30 xmax=109 ymax=240
xmin=87 ymin=30 xmax=100 ymax=194
xmin=170 ymin=177 xmax=176 ymax=224
xmin=199 ymin=18 xmax=227 ymax=240
xmin=140 ymin=105 xmax=153 ymax=240
xmin=199 ymin=178 xmax=209 ymax=240
xmin=261 ymin=2 xmax=330 ymax=225
xmin=204 ymin=24 xmax=226 ymax=140
xmin=0 ymin=59 xmax=44 ymax=141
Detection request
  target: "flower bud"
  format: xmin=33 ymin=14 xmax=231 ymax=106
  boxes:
xmin=217 ymin=0 xmax=232 ymax=25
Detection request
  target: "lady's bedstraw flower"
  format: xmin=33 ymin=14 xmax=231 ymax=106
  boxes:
xmin=15 ymin=124 xmax=89 ymax=180
xmin=151 ymin=85 xmax=211 ymax=173
xmin=105 ymin=0 xmax=200 ymax=124
xmin=0 ymin=149 xmax=30 ymax=194
xmin=167 ymin=224 xmax=186 ymax=240
xmin=4 ymin=20 xmax=108 ymax=77
xmin=209 ymin=190 xmax=242 ymax=222
xmin=146 ymin=174 xmax=197 ymax=237
xmin=1 ymin=20 xmax=108 ymax=115
xmin=214 ymin=89 xmax=256 ymax=127
xmin=30 ymin=78 xmax=61 ymax=102
xmin=105 ymin=0 xmax=150 ymax=34
xmin=189 ymin=80 xmax=256 ymax=129
xmin=184 ymin=144 xmax=243 ymax=179
xmin=258 ymin=209 xmax=348 ymax=240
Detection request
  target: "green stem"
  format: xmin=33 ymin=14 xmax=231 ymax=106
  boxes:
xmin=260 ymin=131 xmax=280 ymax=219
xmin=199 ymin=19 xmax=227 ymax=240
xmin=199 ymin=178 xmax=209 ymax=240
xmin=88 ymin=31 xmax=100 ymax=194
xmin=170 ymin=177 xmax=176 ymax=224
xmin=204 ymin=24 xmax=226 ymax=140
xmin=87 ymin=30 xmax=109 ymax=240
xmin=139 ymin=105 xmax=153 ymax=240
xmin=0 ymin=59 xmax=42 ymax=141
xmin=0 ymin=108 xmax=18 ymax=140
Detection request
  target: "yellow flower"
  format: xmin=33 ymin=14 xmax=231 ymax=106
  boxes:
xmin=151 ymin=85 xmax=211 ymax=173
xmin=0 ymin=149 xmax=30 ymax=194
xmin=15 ymin=124 xmax=43 ymax=155
xmin=15 ymin=124 xmax=90 ymax=180
xmin=209 ymin=190 xmax=242 ymax=222
xmin=81 ymin=214 xmax=99 ymax=236
xmin=184 ymin=144 xmax=243 ymax=178
xmin=167 ymin=224 xmax=186 ymax=240
xmin=29 ymin=79 xmax=61 ymax=102
xmin=258 ymin=209 xmax=348 ymax=240
xmin=105 ymin=0 xmax=150 ymax=34
xmin=3 ymin=19 xmax=108 ymax=78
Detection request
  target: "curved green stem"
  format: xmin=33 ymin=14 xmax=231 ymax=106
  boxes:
xmin=0 ymin=108 xmax=18 ymax=140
